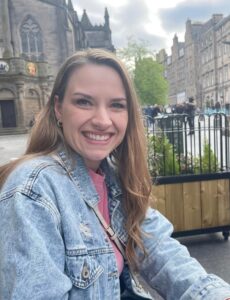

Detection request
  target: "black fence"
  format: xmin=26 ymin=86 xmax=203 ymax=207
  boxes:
xmin=146 ymin=113 xmax=230 ymax=180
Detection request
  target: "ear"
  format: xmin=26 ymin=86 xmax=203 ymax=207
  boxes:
xmin=54 ymin=95 xmax=62 ymax=121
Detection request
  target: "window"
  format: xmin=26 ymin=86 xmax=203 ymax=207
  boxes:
xmin=219 ymin=69 xmax=223 ymax=84
xmin=224 ymin=65 xmax=228 ymax=82
xmin=20 ymin=16 xmax=43 ymax=61
xmin=167 ymin=56 xmax=172 ymax=65
xmin=179 ymin=48 xmax=184 ymax=57
xmin=211 ymin=71 xmax=214 ymax=86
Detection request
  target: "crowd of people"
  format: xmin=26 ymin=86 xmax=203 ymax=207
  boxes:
xmin=143 ymin=97 xmax=197 ymax=134
xmin=143 ymin=97 xmax=197 ymax=119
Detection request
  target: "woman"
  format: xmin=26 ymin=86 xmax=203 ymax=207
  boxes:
xmin=0 ymin=49 xmax=230 ymax=299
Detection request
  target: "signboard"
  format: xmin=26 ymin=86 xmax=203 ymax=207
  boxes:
xmin=26 ymin=62 xmax=37 ymax=76
xmin=177 ymin=91 xmax=186 ymax=104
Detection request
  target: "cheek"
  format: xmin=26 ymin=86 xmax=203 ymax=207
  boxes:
xmin=123 ymin=114 xmax=129 ymax=131
xmin=62 ymin=110 xmax=79 ymax=124
xmin=118 ymin=117 xmax=128 ymax=136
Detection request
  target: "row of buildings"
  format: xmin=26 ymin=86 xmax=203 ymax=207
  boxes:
xmin=157 ymin=13 xmax=230 ymax=109
xmin=0 ymin=0 xmax=114 ymax=133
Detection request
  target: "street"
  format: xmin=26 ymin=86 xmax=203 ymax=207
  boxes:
xmin=0 ymin=133 xmax=28 ymax=165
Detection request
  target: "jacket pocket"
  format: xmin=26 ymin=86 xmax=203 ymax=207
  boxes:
xmin=65 ymin=251 xmax=104 ymax=289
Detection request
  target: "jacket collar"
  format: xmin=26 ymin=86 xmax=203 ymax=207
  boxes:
xmin=56 ymin=147 xmax=122 ymax=205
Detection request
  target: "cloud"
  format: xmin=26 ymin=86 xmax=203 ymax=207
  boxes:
xmin=110 ymin=0 xmax=151 ymax=48
xmin=72 ymin=0 xmax=104 ymax=12
xmin=159 ymin=0 xmax=230 ymax=33
xmin=108 ymin=0 xmax=168 ymax=50
xmin=72 ymin=0 xmax=230 ymax=51
xmin=72 ymin=0 xmax=105 ymax=24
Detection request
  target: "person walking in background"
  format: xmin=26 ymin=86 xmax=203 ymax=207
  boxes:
xmin=151 ymin=104 xmax=161 ymax=122
xmin=1 ymin=49 xmax=230 ymax=299
xmin=215 ymin=101 xmax=221 ymax=113
xmin=186 ymin=97 xmax=196 ymax=134
xmin=144 ymin=105 xmax=154 ymax=127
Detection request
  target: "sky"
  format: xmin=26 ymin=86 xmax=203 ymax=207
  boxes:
xmin=72 ymin=0 xmax=230 ymax=54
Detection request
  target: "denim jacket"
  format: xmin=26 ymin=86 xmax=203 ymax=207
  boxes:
xmin=0 ymin=149 xmax=230 ymax=300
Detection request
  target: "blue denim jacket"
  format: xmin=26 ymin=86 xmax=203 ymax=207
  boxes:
xmin=0 ymin=149 xmax=230 ymax=300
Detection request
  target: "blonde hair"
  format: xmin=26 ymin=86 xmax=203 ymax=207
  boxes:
xmin=0 ymin=48 xmax=152 ymax=268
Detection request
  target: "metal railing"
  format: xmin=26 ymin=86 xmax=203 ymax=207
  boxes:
xmin=146 ymin=113 xmax=230 ymax=179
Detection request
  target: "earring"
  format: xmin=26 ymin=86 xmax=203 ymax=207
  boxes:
xmin=57 ymin=119 xmax=62 ymax=128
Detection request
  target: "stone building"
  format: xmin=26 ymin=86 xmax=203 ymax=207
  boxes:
xmin=157 ymin=14 xmax=230 ymax=109
xmin=0 ymin=0 xmax=114 ymax=133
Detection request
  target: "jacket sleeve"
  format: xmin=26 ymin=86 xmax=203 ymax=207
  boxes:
xmin=138 ymin=208 xmax=230 ymax=300
xmin=0 ymin=190 xmax=72 ymax=300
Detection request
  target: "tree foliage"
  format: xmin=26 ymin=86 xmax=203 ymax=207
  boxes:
xmin=117 ymin=37 xmax=152 ymax=73
xmin=134 ymin=57 xmax=168 ymax=105
xmin=117 ymin=37 xmax=168 ymax=105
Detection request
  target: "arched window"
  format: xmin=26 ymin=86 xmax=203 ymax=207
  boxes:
xmin=20 ymin=16 xmax=43 ymax=61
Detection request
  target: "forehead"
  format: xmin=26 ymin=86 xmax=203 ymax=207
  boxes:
xmin=69 ymin=63 xmax=121 ymax=80
xmin=66 ymin=63 xmax=126 ymax=92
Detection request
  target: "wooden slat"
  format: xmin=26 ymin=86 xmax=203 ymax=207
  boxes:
xmin=165 ymin=183 xmax=184 ymax=231
xmin=217 ymin=179 xmax=230 ymax=226
xmin=201 ymin=180 xmax=218 ymax=228
xmin=151 ymin=179 xmax=230 ymax=233
xmin=151 ymin=185 xmax=166 ymax=215
xmin=183 ymin=182 xmax=201 ymax=230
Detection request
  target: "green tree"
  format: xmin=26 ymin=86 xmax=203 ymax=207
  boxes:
xmin=117 ymin=37 xmax=168 ymax=105
xmin=134 ymin=57 xmax=168 ymax=105
xmin=117 ymin=37 xmax=152 ymax=74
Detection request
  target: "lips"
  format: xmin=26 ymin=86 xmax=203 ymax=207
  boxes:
xmin=84 ymin=132 xmax=112 ymax=141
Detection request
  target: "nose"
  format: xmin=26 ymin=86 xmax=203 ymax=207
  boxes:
xmin=91 ymin=106 xmax=112 ymax=129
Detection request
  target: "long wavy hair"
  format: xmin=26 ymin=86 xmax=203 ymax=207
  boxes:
xmin=0 ymin=48 xmax=152 ymax=268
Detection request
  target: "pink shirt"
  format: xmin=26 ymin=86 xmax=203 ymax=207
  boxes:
xmin=89 ymin=169 xmax=124 ymax=274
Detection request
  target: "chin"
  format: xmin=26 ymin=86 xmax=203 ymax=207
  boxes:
xmin=89 ymin=155 xmax=108 ymax=164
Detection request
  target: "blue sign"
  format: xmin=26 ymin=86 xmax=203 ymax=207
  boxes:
xmin=0 ymin=61 xmax=9 ymax=73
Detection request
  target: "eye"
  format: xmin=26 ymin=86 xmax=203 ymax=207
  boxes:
xmin=74 ymin=98 xmax=92 ymax=107
xmin=111 ymin=101 xmax=127 ymax=110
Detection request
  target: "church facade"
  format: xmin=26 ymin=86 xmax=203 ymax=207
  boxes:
xmin=0 ymin=0 xmax=114 ymax=133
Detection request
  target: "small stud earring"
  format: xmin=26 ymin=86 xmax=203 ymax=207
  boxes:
xmin=57 ymin=120 xmax=62 ymax=128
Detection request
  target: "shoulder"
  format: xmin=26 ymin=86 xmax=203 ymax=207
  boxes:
xmin=0 ymin=155 xmax=68 ymax=224
xmin=1 ymin=155 xmax=65 ymax=197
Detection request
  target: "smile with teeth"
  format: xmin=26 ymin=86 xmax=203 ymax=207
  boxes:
xmin=84 ymin=132 xmax=111 ymax=141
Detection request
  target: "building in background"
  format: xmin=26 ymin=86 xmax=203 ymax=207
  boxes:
xmin=157 ymin=14 xmax=230 ymax=109
xmin=0 ymin=0 xmax=114 ymax=134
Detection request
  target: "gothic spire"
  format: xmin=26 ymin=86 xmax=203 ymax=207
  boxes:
xmin=104 ymin=7 xmax=111 ymax=33
xmin=68 ymin=0 xmax=74 ymax=11
xmin=104 ymin=7 xmax=110 ymax=27
xmin=81 ymin=9 xmax=93 ymax=30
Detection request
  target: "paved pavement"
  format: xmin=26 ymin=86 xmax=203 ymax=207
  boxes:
xmin=0 ymin=134 xmax=230 ymax=298
xmin=0 ymin=133 xmax=28 ymax=165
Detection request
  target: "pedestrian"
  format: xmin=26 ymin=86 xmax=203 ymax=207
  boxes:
xmin=186 ymin=97 xmax=196 ymax=134
xmin=145 ymin=105 xmax=154 ymax=127
xmin=1 ymin=49 xmax=230 ymax=299
xmin=215 ymin=101 xmax=221 ymax=112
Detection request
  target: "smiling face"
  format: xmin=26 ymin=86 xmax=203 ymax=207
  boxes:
xmin=54 ymin=63 xmax=128 ymax=171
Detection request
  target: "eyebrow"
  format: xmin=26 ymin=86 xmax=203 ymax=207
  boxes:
xmin=72 ymin=92 xmax=127 ymax=101
xmin=72 ymin=92 xmax=93 ymax=99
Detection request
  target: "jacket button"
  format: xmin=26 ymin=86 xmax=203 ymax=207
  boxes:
xmin=82 ymin=265 xmax=90 ymax=279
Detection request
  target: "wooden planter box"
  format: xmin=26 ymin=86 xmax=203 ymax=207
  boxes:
xmin=150 ymin=173 xmax=230 ymax=239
